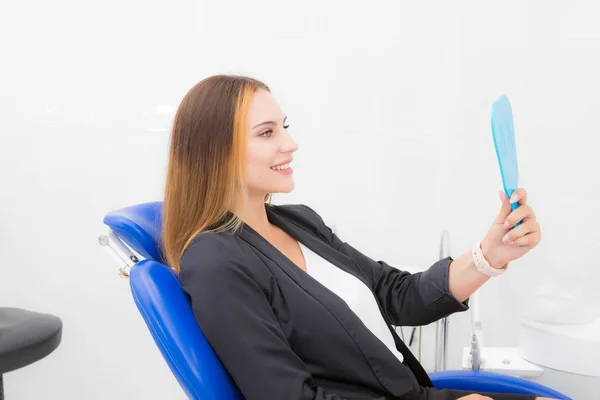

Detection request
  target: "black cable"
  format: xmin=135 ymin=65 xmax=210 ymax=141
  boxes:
xmin=408 ymin=327 xmax=417 ymax=347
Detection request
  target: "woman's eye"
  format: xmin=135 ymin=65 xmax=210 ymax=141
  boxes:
xmin=283 ymin=124 xmax=290 ymax=129
xmin=259 ymin=129 xmax=272 ymax=137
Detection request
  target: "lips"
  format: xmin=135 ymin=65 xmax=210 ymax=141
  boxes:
xmin=271 ymin=159 xmax=293 ymax=168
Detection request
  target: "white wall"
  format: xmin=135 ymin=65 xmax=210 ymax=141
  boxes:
xmin=1 ymin=0 xmax=599 ymax=398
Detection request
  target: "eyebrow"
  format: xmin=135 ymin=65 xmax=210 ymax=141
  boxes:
xmin=252 ymin=116 xmax=287 ymax=129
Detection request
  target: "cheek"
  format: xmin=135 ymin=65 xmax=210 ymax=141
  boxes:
xmin=246 ymin=144 xmax=273 ymax=168
xmin=246 ymin=150 xmax=271 ymax=179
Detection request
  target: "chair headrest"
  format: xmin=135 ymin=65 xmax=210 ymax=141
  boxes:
xmin=103 ymin=202 xmax=163 ymax=261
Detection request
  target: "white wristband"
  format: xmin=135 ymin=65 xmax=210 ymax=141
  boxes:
xmin=472 ymin=242 xmax=506 ymax=277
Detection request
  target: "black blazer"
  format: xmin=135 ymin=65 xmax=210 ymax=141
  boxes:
xmin=179 ymin=204 xmax=470 ymax=400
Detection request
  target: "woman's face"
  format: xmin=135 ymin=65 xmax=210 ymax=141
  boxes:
xmin=245 ymin=90 xmax=299 ymax=198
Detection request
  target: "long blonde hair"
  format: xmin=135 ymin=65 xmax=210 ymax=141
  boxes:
xmin=161 ymin=75 xmax=271 ymax=272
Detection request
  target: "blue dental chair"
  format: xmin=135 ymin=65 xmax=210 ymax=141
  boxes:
xmin=101 ymin=202 xmax=570 ymax=400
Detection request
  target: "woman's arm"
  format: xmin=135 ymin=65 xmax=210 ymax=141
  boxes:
xmin=448 ymin=189 xmax=542 ymax=303
xmin=300 ymin=205 xmax=469 ymax=327
xmin=331 ymin=234 xmax=468 ymax=326
xmin=447 ymin=250 xmax=490 ymax=303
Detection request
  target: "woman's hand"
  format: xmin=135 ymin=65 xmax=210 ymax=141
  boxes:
xmin=480 ymin=188 xmax=542 ymax=270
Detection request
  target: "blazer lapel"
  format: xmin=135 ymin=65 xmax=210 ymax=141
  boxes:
xmin=235 ymin=207 xmax=373 ymax=309
xmin=236 ymin=218 xmax=308 ymax=285
xmin=267 ymin=206 xmax=372 ymax=285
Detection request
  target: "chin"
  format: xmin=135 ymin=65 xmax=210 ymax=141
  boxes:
xmin=270 ymin=182 xmax=295 ymax=194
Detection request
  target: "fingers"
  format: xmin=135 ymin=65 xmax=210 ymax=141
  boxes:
xmin=502 ymin=220 xmax=539 ymax=243
xmin=494 ymin=191 xmax=513 ymax=224
xmin=495 ymin=188 xmax=528 ymax=225
xmin=509 ymin=187 xmax=528 ymax=205
xmin=504 ymin=203 xmax=536 ymax=228
xmin=503 ymin=218 xmax=542 ymax=248
xmin=513 ymin=230 xmax=542 ymax=248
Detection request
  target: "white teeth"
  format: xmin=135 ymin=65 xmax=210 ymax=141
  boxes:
xmin=271 ymin=163 xmax=290 ymax=170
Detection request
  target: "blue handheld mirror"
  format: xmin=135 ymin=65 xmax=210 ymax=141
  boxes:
xmin=491 ymin=95 xmax=521 ymax=228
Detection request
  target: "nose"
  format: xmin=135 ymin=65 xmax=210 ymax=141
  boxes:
xmin=280 ymin=130 xmax=299 ymax=153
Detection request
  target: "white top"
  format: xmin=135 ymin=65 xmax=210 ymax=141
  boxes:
xmin=299 ymin=243 xmax=404 ymax=363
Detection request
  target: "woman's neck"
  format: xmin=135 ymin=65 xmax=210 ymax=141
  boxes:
xmin=230 ymin=195 xmax=275 ymax=239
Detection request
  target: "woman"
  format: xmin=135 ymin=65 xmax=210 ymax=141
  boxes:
xmin=162 ymin=75 xmax=550 ymax=400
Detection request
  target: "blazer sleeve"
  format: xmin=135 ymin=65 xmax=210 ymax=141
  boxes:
xmin=300 ymin=205 xmax=469 ymax=327
xmin=179 ymin=234 xmax=388 ymax=400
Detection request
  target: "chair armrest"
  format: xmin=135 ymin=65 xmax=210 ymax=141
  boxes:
xmin=429 ymin=370 xmax=570 ymax=399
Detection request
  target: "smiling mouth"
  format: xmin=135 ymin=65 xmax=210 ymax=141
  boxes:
xmin=270 ymin=163 xmax=291 ymax=171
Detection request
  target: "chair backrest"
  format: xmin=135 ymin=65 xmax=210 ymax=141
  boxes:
xmin=103 ymin=202 xmax=242 ymax=400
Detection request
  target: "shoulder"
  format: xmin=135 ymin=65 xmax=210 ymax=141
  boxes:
xmin=182 ymin=231 xmax=243 ymax=264
xmin=179 ymin=233 xmax=276 ymax=323
xmin=179 ymin=231 xmax=263 ymax=289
